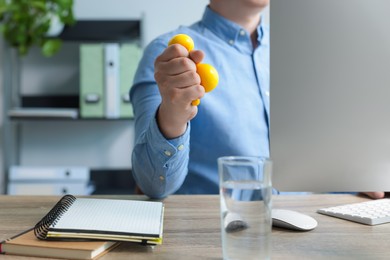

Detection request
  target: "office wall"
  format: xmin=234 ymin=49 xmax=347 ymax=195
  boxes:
xmin=73 ymin=0 xmax=268 ymax=49
xmin=74 ymin=0 xmax=210 ymax=47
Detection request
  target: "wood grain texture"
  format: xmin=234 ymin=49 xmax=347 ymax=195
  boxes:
xmin=0 ymin=194 xmax=389 ymax=259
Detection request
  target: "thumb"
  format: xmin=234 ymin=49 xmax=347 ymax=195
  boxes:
xmin=189 ymin=50 xmax=205 ymax=64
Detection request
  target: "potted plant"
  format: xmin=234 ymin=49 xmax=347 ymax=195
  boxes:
xmin=0 ymin=0 xmax=75 ymax=57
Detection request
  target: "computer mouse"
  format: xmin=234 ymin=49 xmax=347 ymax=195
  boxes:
xmin=272 ymin=209 xmax=318 ymax=231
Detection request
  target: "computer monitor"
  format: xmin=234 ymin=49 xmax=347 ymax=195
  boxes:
xmin=270 ymin=0 xmax=390 ymax=192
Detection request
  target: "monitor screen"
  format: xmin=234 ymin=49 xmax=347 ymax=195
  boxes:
xmin=270 ymin=0 xmax=390 ymax=192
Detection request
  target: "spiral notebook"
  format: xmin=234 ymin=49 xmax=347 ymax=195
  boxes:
xmin=34 ymin=195 xmax=164 ymax=245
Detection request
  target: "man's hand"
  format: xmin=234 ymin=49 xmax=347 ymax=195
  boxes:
xmin=362 ymin=192 xmax=385 ymax=199
xmin=154 ymin=44 xmax=205 ymax=139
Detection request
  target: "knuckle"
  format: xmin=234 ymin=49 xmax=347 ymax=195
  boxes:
xmin=197 ymin=85 xmax=206 ymax=97
xmin=179 ymin=58 xmax=195 ymax=70
xmin=189 ymin=71 xmax=200 ymax=84
xmin=154 ymin=71 xmax=162 ymax=82
xmin=155 ymin=72 xmax=169 ymax=89
xmin=170 ymin=44 xmax=185 ymax=56
xmin=195 ymin=72 xmax=201 ymax=84
xmin=154 ymin=53 xmax=164 ymax=66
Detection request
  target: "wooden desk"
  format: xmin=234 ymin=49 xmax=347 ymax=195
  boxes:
xmin=0 ymin=194 xmax=389 ymax=259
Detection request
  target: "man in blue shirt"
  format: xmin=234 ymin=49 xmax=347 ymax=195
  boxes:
xmin=130 ymin=0 xmax=269 ymax=198
xmin=130 ymin=0 xmax=384 ymax=200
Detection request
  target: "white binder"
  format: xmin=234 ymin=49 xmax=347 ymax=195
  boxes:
xmin=104 ymin=44 xmax=120 ymax=119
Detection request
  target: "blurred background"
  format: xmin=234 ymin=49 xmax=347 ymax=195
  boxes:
xmin=0 ymin=0 xmax=269 ymax=195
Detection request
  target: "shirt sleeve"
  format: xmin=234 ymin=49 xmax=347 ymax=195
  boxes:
xmin=130 ymin=37 xmax=191 ymax=199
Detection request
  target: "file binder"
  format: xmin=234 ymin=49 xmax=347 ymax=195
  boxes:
xmin=80 ymin=44 xmax=105 ymax=118
xmin=119 ymin=43 xmax=142 ymax=118
xmin=104 ymin=44 xmax=120 ymax=119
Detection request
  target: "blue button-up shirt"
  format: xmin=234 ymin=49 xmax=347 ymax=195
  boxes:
xmin=130 ymin=7 xmax=270 ymax=198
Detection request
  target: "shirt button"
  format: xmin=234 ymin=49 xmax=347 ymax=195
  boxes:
xmin=159 ymin=175 xmax=165 ymax=181
xmin=239 ymin=30 xmax=245 ymax=36
xmin=177 ymin=144 xmax=184 ymax=151
xmin=265 ymin=91 xmax=270 ymax=97
xmin=228 ymin=39 xmax=234 ymax=45
xmin=164 ymin=150 xmax=172 ymax=157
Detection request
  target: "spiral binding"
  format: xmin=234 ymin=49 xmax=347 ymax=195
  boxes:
xmin=34 ymin=194 xmax=77 ymax=240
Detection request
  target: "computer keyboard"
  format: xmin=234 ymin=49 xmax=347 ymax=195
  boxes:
xmin=317 ymin=198 xmax=390 ymax=225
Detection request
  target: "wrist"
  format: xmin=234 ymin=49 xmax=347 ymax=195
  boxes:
xmin=156 ymin=105 xmax=189 ymax=139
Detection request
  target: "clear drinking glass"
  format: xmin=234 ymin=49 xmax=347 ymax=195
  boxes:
xmin=218 ymin=156 xmax=272 ymax=260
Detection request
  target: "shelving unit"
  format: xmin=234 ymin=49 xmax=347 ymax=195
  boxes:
xmin=1 ymin=19 xmax=141 ymax=195
xmin=10 ymin=20 xmax=141 ymax=120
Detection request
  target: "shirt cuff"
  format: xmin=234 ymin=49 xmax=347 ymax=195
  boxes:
xmin=146 ymin=116 xmax=190 ymax=166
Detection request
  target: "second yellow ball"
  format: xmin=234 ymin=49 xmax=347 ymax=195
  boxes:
xmin=196 ymin=63 xmax=219 ymax=93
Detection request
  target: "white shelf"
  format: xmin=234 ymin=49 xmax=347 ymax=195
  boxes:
xmin=8 ymin=108 xmax=78 ymax=119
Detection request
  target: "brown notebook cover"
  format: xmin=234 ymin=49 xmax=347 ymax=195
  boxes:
xmin=0 ymin=229 xmax=119 ymax=259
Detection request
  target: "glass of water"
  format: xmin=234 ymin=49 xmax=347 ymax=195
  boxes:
xmin=218 ymin=156 xmax=272 ymax=260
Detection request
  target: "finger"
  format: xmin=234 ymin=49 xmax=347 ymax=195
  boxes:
xmin=165 ymin=70 xmax=201 ymax=89
xmin=362 ymin=192 xmax=385 ymax=199
xmin=169 ymin=84 xmax=205 ymax=105
xmin=189 ymin=50 xmax=205 ymax=64
xmin=184 ymin=85 xmax=205 ymax=101
xmin=156 ymin=57 xmax=197 ymax=76
xmin=155 ymin=44 xmax=189 ymax=63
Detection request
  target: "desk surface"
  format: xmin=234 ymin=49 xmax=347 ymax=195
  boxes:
xmin=0 ymin=194 xmax=389 ymax=259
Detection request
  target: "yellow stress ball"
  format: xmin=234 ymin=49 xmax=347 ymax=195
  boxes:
xmin=191 ymin=99 xmax=201 ymax=106
xmin=168 ymin=34 xmax=219 ymax=106
xmin=168 ymin=34 xmax=194 ymax=52
xmin=196 ymin=63 xmax=219 ymax=92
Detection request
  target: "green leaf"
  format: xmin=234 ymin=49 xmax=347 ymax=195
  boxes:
xmin=42 ymin=39 xmax=62 ymax=57
xmin=1 ymin=0 xmax=74 ymax=57
xmin=0 ymin=6 xmax=6 ymax=16
xmin=59 ymin=10 xmax=75 ymax=25
xmin=57 ymin=0 xmax=73 ymax=9
xmin=30 ymin=1 xmax=47 ymax=12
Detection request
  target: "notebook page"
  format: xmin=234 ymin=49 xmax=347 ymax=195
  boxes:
xmin=50 ymin=198 xmax=163 ymax=236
